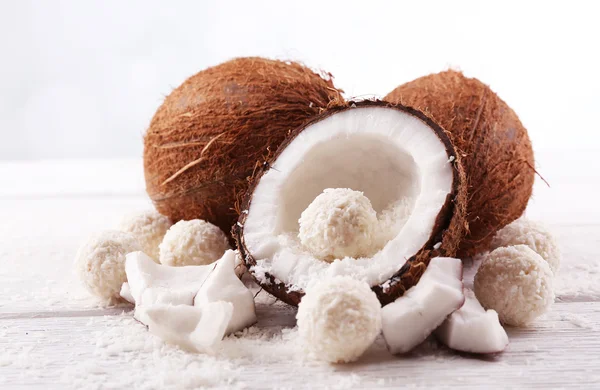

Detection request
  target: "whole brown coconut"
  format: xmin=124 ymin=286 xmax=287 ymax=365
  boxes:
xmin=144 ymin=57 xmax=344 ymax=236
xmin=385 ymin=71 xmax=535 ymax=257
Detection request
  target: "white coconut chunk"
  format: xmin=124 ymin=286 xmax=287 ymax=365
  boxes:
xmin=125 ymin=251 xmax=215 ymax=306
xmin=119 ymin=282 xmax=134 ymax=304
xmin=434 ymin=289 xmax=509 ymax=354
xmin=382 ymin=257 xmax=464 ymax=354
xmin=242 ymin=106 xmax=455 ymax=291
xmin=134 ymin=302 xmax=233 ymax=352
xmin=194 ymin=250 xmax=257 ymax=334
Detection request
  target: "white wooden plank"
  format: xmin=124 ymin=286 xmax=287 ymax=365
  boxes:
xmin=1 ymin=301 xmax=599 ymax=389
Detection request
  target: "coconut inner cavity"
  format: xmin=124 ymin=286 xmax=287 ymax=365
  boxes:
xmin=242 ymin=107 xmax=454 ymax=291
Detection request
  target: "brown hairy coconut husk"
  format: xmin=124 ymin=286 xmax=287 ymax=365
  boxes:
xmin=385 ymin=71 xmax=535 ymax=257
xmin=235 ymin=101 xmax=468 ymax=306
xmin=144 ymin=57 xmax=344 ymax=237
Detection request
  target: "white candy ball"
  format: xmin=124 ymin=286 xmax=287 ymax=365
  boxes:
xmin=490 ymin=217 xmax=561 ymax=274
xmin=159 ymin=219 xmax=230 ymax=267
xmin=296 ymin=276 xmax=382 ymax=363
xmin=298 ymin=188 xmax=378 ymax=261
xmin=75 ymin=230 xmax=141 ymax=304
xmin=118 ymin=209 xmax=172 ymax=261
xmin=474 ymin=245 xmax=554 ymax=326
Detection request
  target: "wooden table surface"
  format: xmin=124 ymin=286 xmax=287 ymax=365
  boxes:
xmin=1 ymin=149 xmax=599 ymax=389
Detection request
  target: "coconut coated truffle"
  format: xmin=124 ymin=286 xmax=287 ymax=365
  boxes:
xmin=118 ymin=209 xmax=172 ymax=261
xmin=296 ymin=276 xmax=382 ymax=363
xmin=75 ymin=230 xmax=141 ymax=304
xmin=159 ymin=219 xmax=230 ymax=266
xmin=490 ymin=217 xmax=561 ymax=274
xmin=298 ymin=188 xmax=378 ymax=261
xmin=474 ymin=245 xmax=554 ymax=326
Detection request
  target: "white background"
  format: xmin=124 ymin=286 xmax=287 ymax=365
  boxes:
xmin=1 ymin=0 xmax=598 ymax=160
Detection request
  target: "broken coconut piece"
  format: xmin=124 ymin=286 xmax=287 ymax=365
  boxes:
xmin=235 ymin=101 xmax=467 ymax=306
xmin=125 ymin=251 xmax=216 ymax=306
xmin=120 ymin=282 xmax=134 ymax=304
xmin=434 ymin=289 xmax=508 ymax=354
xmin=381 ymin=257 xmax=464 ymax=354
xmin=194 ymin=250 xmax=257 ymax=334
xmin=134 ymin=302 xmax=233 ymax=352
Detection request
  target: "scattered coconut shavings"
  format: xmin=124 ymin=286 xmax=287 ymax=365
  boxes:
xmin=63 ymin=315 xmax=244 ymax=389
xmin=559 ymin=313 xmax=597 ymax=330
xmin=0 ymin=284 xmax=381 ymax=389
xmin=554 ymin=258 xmax=600 ymax=300
xmin=377 ymin=197 xmax=413 ymax=245
xmin=51 ymin=302 xmax=368 ymax=389
xmin=249 ymin=262 xmax=272 ymax=286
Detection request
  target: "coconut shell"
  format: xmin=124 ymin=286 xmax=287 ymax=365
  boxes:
xmin=385 ymin=71 xmax=535 ymax=257
xmin=235 ymin=100 xmax=468 ymax=306
xmin=144 ymin=57 xmax=344 ymax=237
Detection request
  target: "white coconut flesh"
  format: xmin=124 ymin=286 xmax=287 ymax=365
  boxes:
xmin=434 ymin=289 xmax=509 ymax=354
xmin=125 ymin=251 xmax=216 ymax=306
xmin=242 ymin=106 xmax=455 ymax=291
xmin=381 ymin=257 xmax=464 ymax=354
xmin=134 ymin=302 xmax=233 ymax=352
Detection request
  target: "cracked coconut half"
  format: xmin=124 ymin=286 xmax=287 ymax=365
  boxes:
xmin=235 ymin=101 xmax=467 ymax=306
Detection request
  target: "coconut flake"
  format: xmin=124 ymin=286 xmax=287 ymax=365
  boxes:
xmin=434 ymin=289 xmax=508 ymax=354
xmin=134 ymin=302 xmax=233 ymax=352
xmin=194 ymin=250 xmax=257 ymax=334
xmin=125 ymin=251 xmax=215 ymax=306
